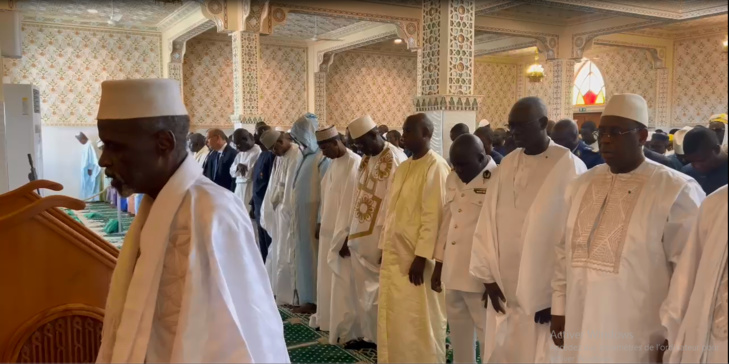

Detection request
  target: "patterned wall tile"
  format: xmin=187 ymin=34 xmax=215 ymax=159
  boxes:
xmin=183 ymin=38 xmax=233 ymax=126
xmin=182 ymin=39 xmax=307 ymax=128
xmin=672 ymin=35 xmax=729 ymax=125
xmin=592 ymin=48 xmax=657 ymax=125
xmin=327 ymin=51 xmax=417 ymax=129
xmin=3 ymin=24 xmax=161 ymax=126
xmin=474 ymin=62 xmax=518 ymax=127
xmin=421 ymin=0 xmax=441 ymax=96
xmin=259 ymin=45 xmax=308 ymax=126
xmin=447 ymin=0 xmax=475 ymax=95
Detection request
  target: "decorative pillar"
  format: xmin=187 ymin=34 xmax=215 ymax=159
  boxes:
xmin=414 ymin=0 xmax=478 ymax=158
xmin=231 ymin=31 xmax=264 ymax=127
xmin=548 ymin=58 xmax=576 ymax=121
xmin=314 ymin=53 xmax=335 ymax=126
xmin=168 ymin=40 xmax=185 ymax=94
xmin=655 ymin=68 xmax=670 ymax=128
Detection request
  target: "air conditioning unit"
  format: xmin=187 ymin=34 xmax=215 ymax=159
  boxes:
xmin=0 ymin=10 xmax=22 ymax=58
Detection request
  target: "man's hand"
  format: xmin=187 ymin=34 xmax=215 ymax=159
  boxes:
xmin=534 ymin=307 xmax=552 ymax=324
xmin=338 ymin=239 xmax=350 ymax=258
xmin=315 ymin=223 xmax=321 ymax=240
xmin=431 ymin=262 xmax=443 ymax=292
xmin=249 ymin=208 xmax=256 ymax=221
xmin=408 ymin=256 xmax=427 ymax=286
xmin=551 ymin=315 xmax=565 ymax=349
xmin=87 ymin=169 xmax=92 ymax=176
xmin=484 ymin=283 xmax=506 ymax=313
xmin=241 ymin=164 xmax=249 ymax=176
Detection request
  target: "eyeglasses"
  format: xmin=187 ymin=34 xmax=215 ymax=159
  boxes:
xmin=507 ymin=119 xmax=540 ymax=131
xmin=597 ymin=127 xmax=643 ymax=139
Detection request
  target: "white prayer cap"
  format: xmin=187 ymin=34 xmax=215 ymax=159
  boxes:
xmin=97 ymin=140 xmax=104 ymax=149
xmin=673 ymin=126 xmax=693 ymax=155
xmin=97 ymin=79 xmax=188 ymax=120
xmin=602 ymin=93 xmax=649 ymax=127
xmin=348 ymin=115 xmax=377 ymax=139
xmin=479 ymin=119 xmax=490 ymax=127
xmin=316 ymin=126 xmax=338 ymax=142
xmin=261 ymin=130 xmax=281 ymax=150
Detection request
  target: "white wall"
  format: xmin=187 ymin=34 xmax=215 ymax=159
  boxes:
xmin=41 ymin=126 xmax=99 ymax=199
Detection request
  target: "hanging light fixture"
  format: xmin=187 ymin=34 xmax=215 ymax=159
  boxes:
xmin=723 ymin=36 xmax=728 ymax=53
xmin=526 ymin=48 xmax=545 ymax=83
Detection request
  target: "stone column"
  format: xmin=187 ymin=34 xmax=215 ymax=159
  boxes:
xmin=548 ymin=58 xmax=576 ymax=121
xmin=231 ymin=30 xmax=264 ymax=129
xmin=168 ymin=40 xmax=185 ymax=94
xmin=655 ymin=67 xmax=670 ymax=128
xmin=314 ymin=53 xmax=335 ymax=126
xmin=414 ymin=0 xmax=478 ymax=158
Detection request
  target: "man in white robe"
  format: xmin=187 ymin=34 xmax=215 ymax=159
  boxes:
xmin=187 ymin=133 xmax=209 ymax=167
xmin=432 ymin=134 xmax=497 ymax=363
xmin=330 ymin=115 xmax=406 ymax=347
xmin=95 ymin=79 xmax=288 ymax=363
xmin=77 ymin=132 xmax=101 ymax=201
xmin=261 ymin=129 xmax=302 ymax=305
xmin=470 ymin=97 xmax=587 ymax=363
xmin=551 ymin=94 xmax=705 ymax=363
xmin=308 ymin=126 xmax=361 ymax=335
xmin=665 ymin=185 xmax=727 ymax=364
xmin=229 ymin=128 xmax=261 ymax=211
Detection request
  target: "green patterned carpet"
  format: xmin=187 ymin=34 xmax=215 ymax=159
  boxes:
xmin=68 ymin=202 xmax=481 ymax=363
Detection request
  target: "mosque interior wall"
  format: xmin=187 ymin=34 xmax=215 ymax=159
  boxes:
xmin=474 ymin=61 xmax=519 ymax=128
xmin=672 ymin=33 xmax=729 ymax=126
xmin=325 ymin=50 xmax=417 ymax=129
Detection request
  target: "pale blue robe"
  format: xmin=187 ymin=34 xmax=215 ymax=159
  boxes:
xmin=289 ymin=114 xmax=331 ymax=305
xmin=80 ymin=142 xmax=102 ymax=201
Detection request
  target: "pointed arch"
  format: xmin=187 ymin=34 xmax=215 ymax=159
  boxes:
xmin=573 ymin=59 xmax=607 ymax=106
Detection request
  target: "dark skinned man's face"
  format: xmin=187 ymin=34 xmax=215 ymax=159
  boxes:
xmin=474 ymin=132 xmax=493 ymax=155
xmin=597 ymin=116 xmax=648 ymax=171
xmin=649 ymin=139 xmax=668 ymax=155
xmin=386 ymin=133 xmax=400 ymax=147
xmin=273 ymin=134 xmax=291 ymax=156
xmin=234 ymin=133 xmax=254 ymax=152
xmin=354 ymin=130 xmax=382 ymax=156
xmin=98 ymin=120 xmax=173 ymax=198
xmin=508 ymin=115 xmax=547 ymax=150
xmin=709 ymin=121 xmax=726 ymax=144
xmin=318 ymin=139 xmax=342 ymax=159
xmin=451 ymin=148 xmax=485 ymax=184
xmin=551 ymin=128 xmax=579 ymax=151
xmin=402 ymin=118 xmax=429 ymax=153
xmin=684 ymin=146 xmax=721 ymax=174
xmin=581 ymin=128 xmax=597 ymax=145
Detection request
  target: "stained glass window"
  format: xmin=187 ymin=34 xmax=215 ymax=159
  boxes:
xmin=573 ymin=60 xmax=606 ymax=106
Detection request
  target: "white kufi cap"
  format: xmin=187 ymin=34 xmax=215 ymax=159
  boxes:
xmin=478 ymin=119 xmax=490 ymax=127
xmin=316 ymin=126 xmax=339 ymax=142
xmin=602 ymin=93 xmax=649 ymax=127
xmin=348 ymin=115 xmax=377 ymax=139
xmin=97 ymin=79 xmax=188 ymax=120
xmin=261 ymin=130 xmax=281 ymax=150
xmin=673 ymin=126 xmax=693 ymax=155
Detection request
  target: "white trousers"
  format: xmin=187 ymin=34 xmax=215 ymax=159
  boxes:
xmin=328 ymin=257 xmax=361 ymax=345
xmin=446 ymin=289 xmax=486 ymax=364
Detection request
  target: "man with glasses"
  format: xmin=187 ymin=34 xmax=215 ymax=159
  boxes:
xmin=470 ymin=97 xmax=587 ymax=363
xmin=550 ymin=94 xmax=705 ymax=363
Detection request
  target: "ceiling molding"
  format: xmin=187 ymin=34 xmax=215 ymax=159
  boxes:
xmin=261 ymin=36 xmax=309 ymax=48
xmin=541 ymin=0 xmax=728 ymax=20
xmin=317 ymin=21 xmax=384 ymax=40
xmin=475 ymin=0 xmax=525 ymax=15
xmin=157 ymin=1 xmax=204 ymax=32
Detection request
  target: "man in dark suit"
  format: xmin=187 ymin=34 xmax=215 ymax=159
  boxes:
xmin=203 ymin=128 xmax=237 ymax=191
xmin=552 ymin=119 xmax=604 ymax=169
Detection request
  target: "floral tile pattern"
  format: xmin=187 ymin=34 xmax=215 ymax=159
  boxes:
xmin=260 ymin=45 xmax=308 ymax=126
xmin=327 ymin=51 xmax=417 ymax=129
xmin=474 ymin=62 xmax=518 ymax=127
xmin=183 ymin=38 xmax=234 ymax=126
xmin=672 ymin=34 xmax=729 ymax=125
xmin=2 ymin=24 xmax=161 ymax=126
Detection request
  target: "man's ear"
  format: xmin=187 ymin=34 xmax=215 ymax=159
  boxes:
xmin=156 ymin=130 xmax=177 ymax=155
xmin=638 ymin=128 xmax=649 ymax=145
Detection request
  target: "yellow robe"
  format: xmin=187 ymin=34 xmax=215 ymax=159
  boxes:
xmin=378 ymin=149 xmax=450 ymax=363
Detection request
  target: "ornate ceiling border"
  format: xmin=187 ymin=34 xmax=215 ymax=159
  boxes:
xmin=474 ymin=25 xmax=559 ymax=59
xmin=475 ymin=40 xmax=537 ymax=57
xmin=542 ymin=0 xmax=727 ymax=20
xmin=157 ymin=1 xmax=205 ymax=32
xmin=316 ymin=30 xmax=400 ymax=71
xmin=591 ymin=39 xmax=667 ymax=69
xmin=571 ymin=19 xmax=664 ymax=59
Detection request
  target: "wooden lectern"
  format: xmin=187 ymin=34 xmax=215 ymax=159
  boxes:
xmin=0 ymin=180 xmax=118 ymax=363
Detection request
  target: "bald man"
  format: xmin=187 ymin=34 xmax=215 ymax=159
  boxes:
xmin=432 ymin=134 xmax=496 ymax=363
xmin=551 ymin=119 xmax=604 ymax=169
xmin=450 ymin=123 xmax=471 ymax=142
xmin=203 ymin=128 xmax=237 ymax=191
xmin=470 ymin=97 xmax=587 ymax=363
xmin=379 ymin=113 xmax=450 ymax=362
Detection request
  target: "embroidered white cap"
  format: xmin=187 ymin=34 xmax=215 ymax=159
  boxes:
xmin=602 ymin=93 xmax=649 ymax=127
xmin=261 ymin=130 xmax=281 ymax=150
xmin=348 ymin=115 xmax=377 ymax=139
xmin=478 ymin=119 xmax=490 ymax=127
xmin=316 ymin=125 xmax=338 ymax=142
xmin=97 ymin=79 xmax=188 ymax=120
xmin=673 ymin=126 xmax=693 ymax=155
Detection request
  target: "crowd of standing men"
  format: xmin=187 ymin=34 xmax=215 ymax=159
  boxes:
xmin=185 ymin=93 xmax=727 ymax=363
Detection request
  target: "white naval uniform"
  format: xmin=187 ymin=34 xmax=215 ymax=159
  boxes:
xmin=434 ymin=160 xmax=497 ymax=363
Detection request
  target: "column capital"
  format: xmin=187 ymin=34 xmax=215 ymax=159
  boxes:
xmin=413 ymin=95 xmax=480 ymax=112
